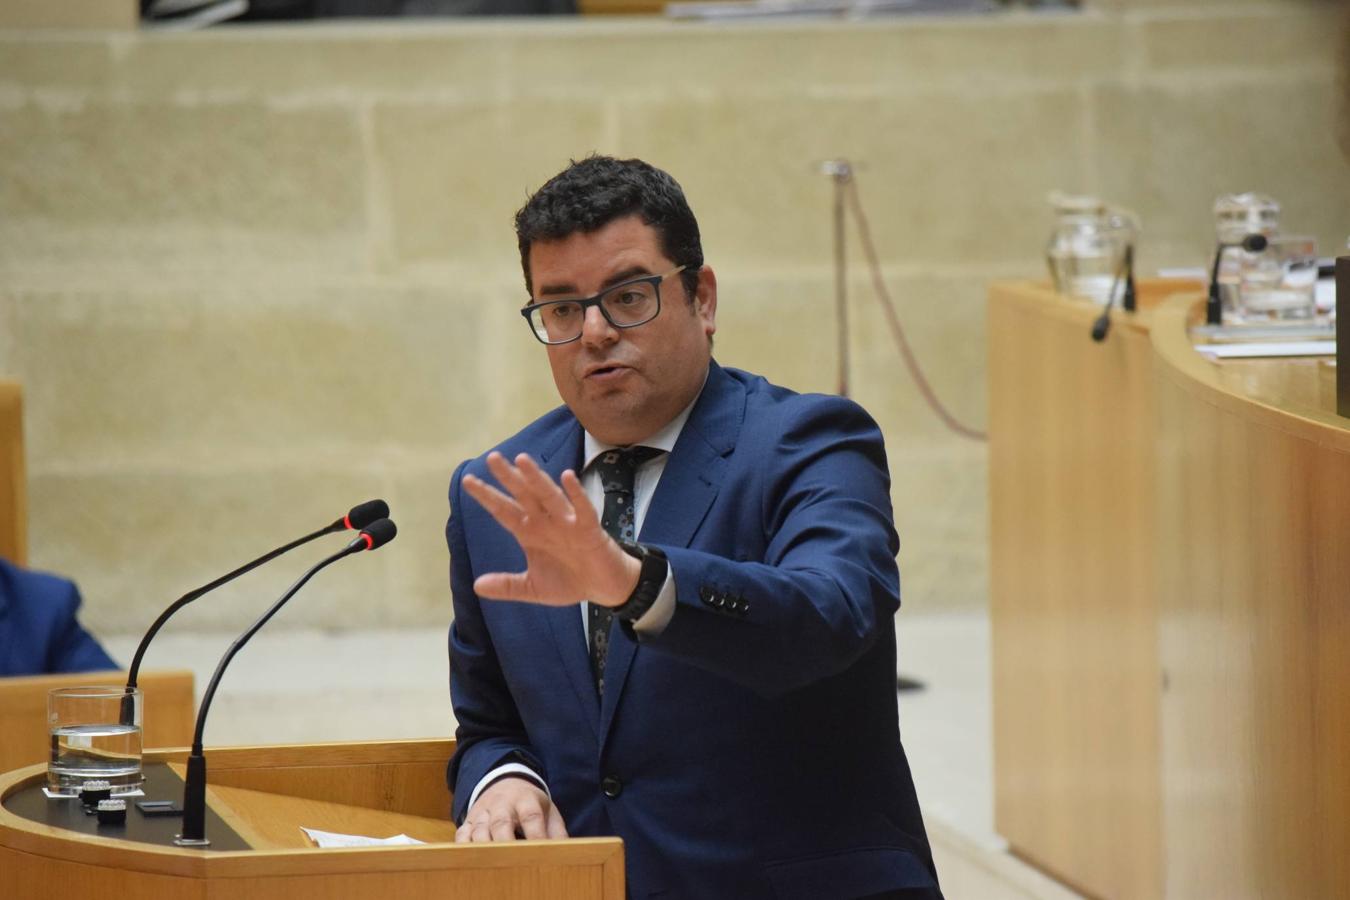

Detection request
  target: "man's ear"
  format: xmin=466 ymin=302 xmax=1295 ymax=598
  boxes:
xmin=695 ymin=265 xmax=717 ymax=338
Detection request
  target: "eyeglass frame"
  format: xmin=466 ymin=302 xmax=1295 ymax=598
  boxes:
xmin=519 ymin=265 xmax=688 ymax=345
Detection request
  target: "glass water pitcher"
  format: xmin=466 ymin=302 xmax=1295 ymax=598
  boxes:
xmin=1045 ymin=192 xmax=1137 ymax=305
xmin=1213 ymin=192 xmax=1281 ymax=316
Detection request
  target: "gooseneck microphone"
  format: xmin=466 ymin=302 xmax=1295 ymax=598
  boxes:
xmin=1090 ymin=244 xmax=1135 ymax=343
xmin=176 ymin=517 xmax=397 ymax=847
xmin=122 ymin=499 xmax=389 ymax=703
xmin=1206 ymin=233 xmax=1269 ymax=325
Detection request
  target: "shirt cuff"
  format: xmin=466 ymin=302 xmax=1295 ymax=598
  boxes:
xmin=465 ymin=762 xmax=549 ymax=817
xmin=631 ymin=569 xmax=677 ymax=637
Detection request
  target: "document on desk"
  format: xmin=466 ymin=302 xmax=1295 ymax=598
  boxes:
xmin=301 ymin=826 xmax=425 ymax=848
xmin=1194 ymin=340 xmax=1335 ymax=359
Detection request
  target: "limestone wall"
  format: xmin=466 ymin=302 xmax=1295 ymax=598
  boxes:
xmin=1 ymin=2 xmax=1347 ymax=635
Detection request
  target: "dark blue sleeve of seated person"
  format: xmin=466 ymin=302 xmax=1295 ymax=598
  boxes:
xmin=0 ymin=558 xmax=119 ymax=676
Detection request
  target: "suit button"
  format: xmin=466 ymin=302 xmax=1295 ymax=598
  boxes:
xmin=699 ymin=586 xmax=714 ymax=603
xmin=601 ymin=776 xmax=623 ymax=799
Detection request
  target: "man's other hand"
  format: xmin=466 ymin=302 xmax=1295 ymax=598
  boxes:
xmin=454 ymin=775 xmax=569 ymax=843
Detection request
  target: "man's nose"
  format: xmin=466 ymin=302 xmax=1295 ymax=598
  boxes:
xmin=579 ymin=304 xmax=617 ymax=346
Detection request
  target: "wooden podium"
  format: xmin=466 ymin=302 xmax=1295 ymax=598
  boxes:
xmin=0 ymin=739 xmax=624 ymax=899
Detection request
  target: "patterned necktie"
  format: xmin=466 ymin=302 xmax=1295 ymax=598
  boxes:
xmin=588 ymin=445 xmax=664 ymax=696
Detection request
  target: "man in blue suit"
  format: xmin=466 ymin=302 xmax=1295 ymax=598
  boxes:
xmin=447 ymin=156 xmax=941 ymax=899
xmin=0 ymin=558 xmax=118 ymax=676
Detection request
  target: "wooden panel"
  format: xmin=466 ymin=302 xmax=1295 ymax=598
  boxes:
xmin=0 ymin=381 xmax=25 ymax=566
xmin=157 ymin=739 xmax=455 ymax=821
xmin=1151 ymin=297 xmax=1350 ymax=900
xmin=0 ymin=845 xmax=206 ymax=900
xmin=988 ymin=281 xmax=1166 ymax=900
xmin=0 ymin=669 xmax=195 ymax=775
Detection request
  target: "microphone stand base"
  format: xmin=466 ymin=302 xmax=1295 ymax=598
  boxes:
xmin=173 ymin=835 xmax=211 ymax=847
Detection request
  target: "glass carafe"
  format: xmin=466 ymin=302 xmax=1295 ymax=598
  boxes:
xmin=1045 ymin=192 xmax=1136 ymax=305
xmin=1213 ymin=192 xmax=1280 ymax=316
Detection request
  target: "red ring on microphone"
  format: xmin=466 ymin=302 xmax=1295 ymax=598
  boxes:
xmin=360 ymin=533 xmax=373 ymax=550
xmin=343 ymin=514 xmax=354 ymax=530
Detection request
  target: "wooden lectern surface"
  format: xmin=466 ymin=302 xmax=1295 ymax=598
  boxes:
xmin=0 ymin=669 xmax=195 ymax=775
xmin=0 ymin=739 xmax=625 ymax=900
xmin=990 ymin=281 xmax=1350 ymax=900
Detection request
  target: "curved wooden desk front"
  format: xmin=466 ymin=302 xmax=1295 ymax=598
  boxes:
xmin=1151 ymin=298 xmax=1349 ymax=900
xmin=991 ymin=282 xmax=1348 ymax=900
xmin=0 ymin=739 xmax=624 ymax=900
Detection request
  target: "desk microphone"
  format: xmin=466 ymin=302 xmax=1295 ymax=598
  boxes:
xmin=1090 ymin=244 xmax=1135 ymax=343
xmin=1206 ymin=233 xmax=1269 ymax=325
xmin=176 ymin=517 xmax=397 ymax=847
xmin=120 ymin=499 xmax=388 ymax=723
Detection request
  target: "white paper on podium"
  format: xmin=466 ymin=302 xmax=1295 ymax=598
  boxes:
xmin=301 ymin=826 xmax=426 ymax=848
xmin=1194 ymin=340 xmax=1335 ymax=359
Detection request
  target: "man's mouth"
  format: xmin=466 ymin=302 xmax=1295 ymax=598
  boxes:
xmin=585 ymin=363 xmax=629 ymax=379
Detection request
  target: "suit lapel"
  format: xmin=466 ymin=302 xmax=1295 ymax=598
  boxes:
xmin=597 ymin=363 xmax=745 ymax=745
xmin=535 ymin=420 xmax=603 ymax=737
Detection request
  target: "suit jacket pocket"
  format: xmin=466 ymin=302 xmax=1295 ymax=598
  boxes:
xmin=764 ymin=846 xmax=937 ymax=900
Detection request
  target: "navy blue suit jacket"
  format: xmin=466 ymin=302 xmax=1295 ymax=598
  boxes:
xmin=0 ymin=559 xmax=119 ymax=677
xmin=447 ymin=363 xmax=940 ymax=900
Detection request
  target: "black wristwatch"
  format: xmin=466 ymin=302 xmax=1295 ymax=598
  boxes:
xmin=612 ymin=539 xmax=668 ymax=623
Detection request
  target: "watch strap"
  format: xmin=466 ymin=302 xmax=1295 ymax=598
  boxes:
xmin=612 ymin=540 xmax=668 ymax=623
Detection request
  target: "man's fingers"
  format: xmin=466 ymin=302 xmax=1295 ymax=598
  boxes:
xmin=546 ymin=802 xmax=569 ymax=839
xmin=517 ymin=805 xmax=549 ymax=840
xmin=485 ymin=452 xmax=535 ymax=505
xmin=474 ymin=572 xmax=534 ymax=602
xmin=485 ymin=452 xmax=565 ymax=525
xmin=457 ymin=817 xmax=490 ymax=843
xmin=463 ymin=475 xmax=525 ymax=530
xmin=559 ymin=470 xmax=600 ymax=531
xmin=488 ymin=812 xmax=518 ymax=842
xmin=515 ymin=454 xmax=575 ymax=522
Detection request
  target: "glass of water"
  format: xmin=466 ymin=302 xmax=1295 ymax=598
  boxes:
xmin=47 ymin=686 xmax=143 ymax=795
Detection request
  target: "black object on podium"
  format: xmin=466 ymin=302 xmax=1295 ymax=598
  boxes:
xmin=1338 ymin=256 xmax=1348 ymax=420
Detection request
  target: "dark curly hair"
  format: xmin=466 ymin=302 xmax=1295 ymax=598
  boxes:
xmin=514 ymin=156 xmax=704 ymax=303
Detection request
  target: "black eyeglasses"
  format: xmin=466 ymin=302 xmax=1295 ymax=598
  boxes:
xmin=521 ymin=266 xmax=687 ymax=345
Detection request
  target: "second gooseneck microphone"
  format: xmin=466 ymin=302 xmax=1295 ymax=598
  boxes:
xmin=176 ymin=517 xmax=397 ymax=847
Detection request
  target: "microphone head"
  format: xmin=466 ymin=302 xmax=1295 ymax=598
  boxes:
xmin=344 ymin=499 xmax=390 ymax=530
xmin=1242 ymin=233 xmax=1269 ymax=253
xmin=1091 ymin=312 xmax=1110 ymax=342
xmin=355 ymin=518 xmax=397 ymax=551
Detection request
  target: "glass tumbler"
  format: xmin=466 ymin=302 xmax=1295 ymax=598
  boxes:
xmin=47 ymin=686 xmax=143 ymax=795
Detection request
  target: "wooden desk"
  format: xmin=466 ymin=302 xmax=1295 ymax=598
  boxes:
xmin=988 ymin=280 xmax=1173 ymax=900
xmin=989 ymin=280 xmax=1350 ymax=899
xmin=0 ymin=739 xmax=625 ymax=900
xmin=1151 ymin=298 xmax=1350 ymax=900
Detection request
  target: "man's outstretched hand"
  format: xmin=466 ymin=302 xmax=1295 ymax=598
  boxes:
xmin=462 ymin=452 xmax=640 ymax=609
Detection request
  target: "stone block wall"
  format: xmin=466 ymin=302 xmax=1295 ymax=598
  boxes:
xmin=1 ymin=2 xmax=1347 ymax=635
